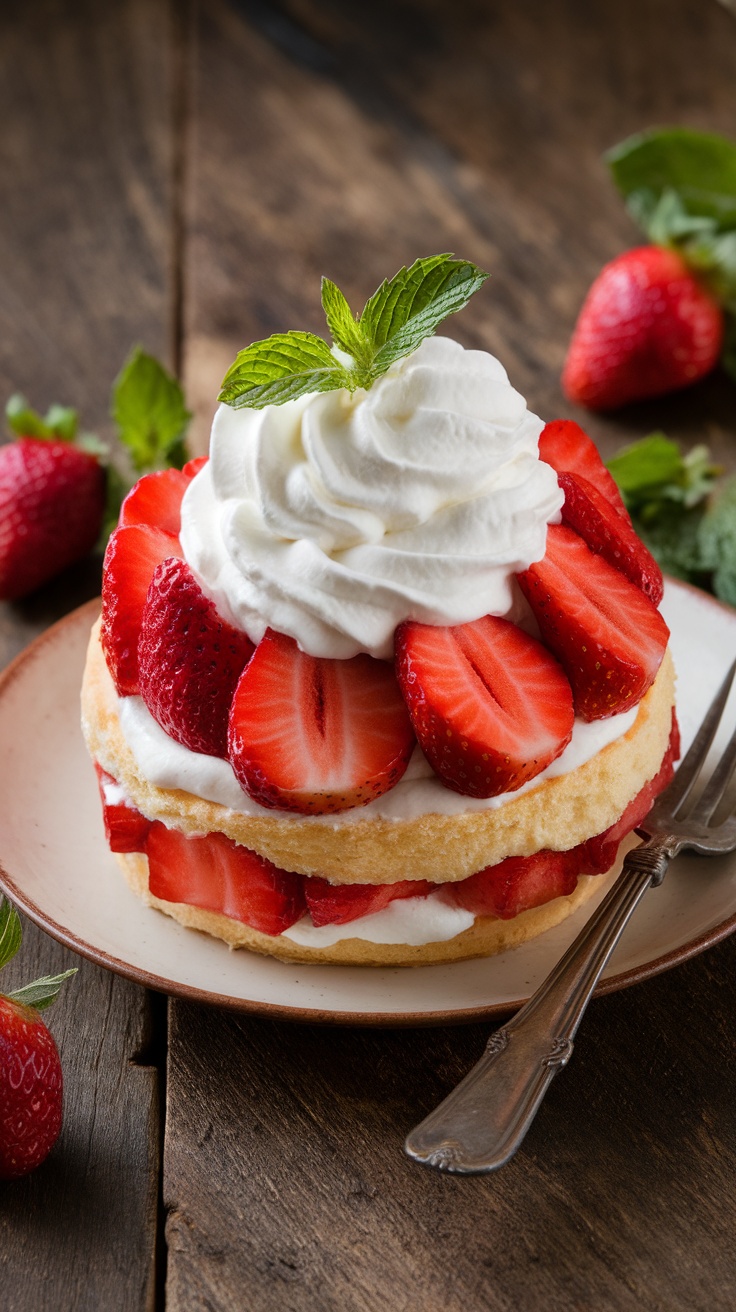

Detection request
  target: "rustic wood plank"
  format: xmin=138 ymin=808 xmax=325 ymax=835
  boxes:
xmin=0 ymin=1 xmax=176 ymax=1306
xmin=169 ymin=0 xmax=736 ymax=1307
xmin=165 ymin=939 xmax=736 ymax=1312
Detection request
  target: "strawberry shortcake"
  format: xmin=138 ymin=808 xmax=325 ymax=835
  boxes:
xmin=81 ymin=257 xmax=678 ymax=966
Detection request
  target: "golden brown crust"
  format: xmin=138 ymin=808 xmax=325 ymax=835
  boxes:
xmin=82 ymin=621 xmax=675 ymax=885
xmin=117 ymin=849 xmax=606 ymax=966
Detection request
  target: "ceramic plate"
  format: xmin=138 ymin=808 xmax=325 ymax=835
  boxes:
xmin=0 ymin=582 xmax=735 ymax=1026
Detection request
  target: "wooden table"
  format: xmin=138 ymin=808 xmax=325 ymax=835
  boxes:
xmin=2 ymin=2 xmax=736 ymax=1308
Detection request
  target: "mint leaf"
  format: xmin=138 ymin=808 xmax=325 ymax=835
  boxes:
xmin=6 ymin=394 xmax=79 ymax=442
xmin=218 ymin=332 xmax=351 ymax=409
xmin=220 ymin=255 xmax=489 ymax=409
xmin=0 ymin=897 xmax=22 ymax=971
xmin=320 ymin=279 xmax=367 ymax=364
xmin=113 ymin=347 xmax=191 ymax=472
xmin=607 ymin=128 xmax=736 ymax=232
xmin=360 ymin=254 xmax=489 ymax=373
xmin=8 ymin=969 xmax=77 ymax=1013
xmin=697 ymin=475 xmax=736 ymax=606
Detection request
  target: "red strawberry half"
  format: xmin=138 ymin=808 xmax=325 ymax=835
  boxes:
xmin=303 ymin=876 xmax=433 ymax=927
xmin=538 ymin=418 xmax=628 ymax=517
xmin=562 ymin=246 xmax=723 ymax=411
xmin=395 ymin=615 xmax=574 ymax=797
xmin=119 ymin=468 xmax=193 ymax=535
xmin=518 ymin=524 xmax=669 ymax=721
xmin=145 ymin=821 xmax=306 ymax=935
xmin=0 ymin=438 xmax=105 ymax=600
xmin=449 ymin=713 xmax=679 ymax=919
xmin=94 ymin=764 xmax=151 ymax=853
xmin=101 ymin=525 xmax=183 ymax=695
xmin=558 ymin=471 xmax=663 ymax=605
xmin=138 ymin=557 xmax=254 ymax=758
xmin=228 ymin=629 xmax=415 ymax=814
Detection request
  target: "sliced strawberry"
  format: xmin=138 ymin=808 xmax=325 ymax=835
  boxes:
xmin=145 ymin=821 xmax=306 ymax=936
xmin=450 ymin=714 xmax=679 ymax=919
xmin=539 ymin=418 xmax=629 ymax=518
xmin=558 ymin=471 xmax=664 ymax=605
xmin=303 ymin=876 xmax=433 ymax=927
xmin=228 ymin=630 xmax=415 ymax=814
xmin=517 ymin=525 xmax=669 ymax=721
xmin=138 ymin=557 xmax=254 ymax=758
xmin=182 ymin=455 xmax=208 ymax=479
xmin=94 ymin=763 xmax=151 ymax=853
xmin=395 ymin=616 xmax=574 ymax=797
xmin=119 ymin=468 xmax=192 ymax=535
xmin=450 ymin=849 xmax=583 ymax=920
xmin=101 ymin=525 xmax=183 ymax=695
xmin=583 ymin=710 xmax=679 ymax=871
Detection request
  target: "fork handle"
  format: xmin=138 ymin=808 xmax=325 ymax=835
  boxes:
xmin=405 ymin=841 xmax=670 ymax=1174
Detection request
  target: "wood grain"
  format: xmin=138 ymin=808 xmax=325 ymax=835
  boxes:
xmin=0 ymin=2 xmax=174 ymax=1306
xmin=167 ymin=1 xmax=736 ymax=1308
xmin=165 ymin=939 xmax=736 ymax=1312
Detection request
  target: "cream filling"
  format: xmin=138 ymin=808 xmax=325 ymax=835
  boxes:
xmin=281 ymin=893 xmax=474 ymax=946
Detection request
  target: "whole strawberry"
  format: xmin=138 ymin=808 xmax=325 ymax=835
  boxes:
xmin=0 ymin=897 xmax=75 ymax=1180
xmin=563 ymin=127 xmax=736 ymax=410
xmin=563 ymin=246 xmax=723 ymax=410
xmin=0 ymin=348 xmax=192 ymax=602
xmin=0 ymin=437 xmax=106 ymax=600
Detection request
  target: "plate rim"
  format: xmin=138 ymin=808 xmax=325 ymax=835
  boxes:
xmin=1 ymin=590 xmax=735 ymax=1028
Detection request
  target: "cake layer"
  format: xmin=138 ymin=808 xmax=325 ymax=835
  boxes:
xmin=83 ymin=620 xmax=676 ymax=885
xmin=116 ymin=850 xmax=605 ymax=967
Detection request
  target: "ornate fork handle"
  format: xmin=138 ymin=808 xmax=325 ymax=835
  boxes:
xmin=405 ymin=840 xmax=671 ymax=1174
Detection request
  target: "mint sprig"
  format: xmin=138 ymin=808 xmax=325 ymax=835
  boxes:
xmin=218 ymin=254 xmax=489 ymax=410
xmin=606 ymin=128 xmax=736 ymax=378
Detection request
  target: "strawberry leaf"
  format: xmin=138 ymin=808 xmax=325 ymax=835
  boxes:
xmin=218 ymin=332 xmax=352 ymax=409
xmin=0 ymin=897 xmax=22 ymax=971
xmin=113 ymin=347 xmax=191 ymax=472
xmin=6 ymin=395 xmax=79 ymax=442
xmin=608 ymin=128 xmax=736 ymax=231
xmin=697 ymin=475 xmax=736 ymax=607
xmin=7 ymin=969 xmax=77 ymax=1012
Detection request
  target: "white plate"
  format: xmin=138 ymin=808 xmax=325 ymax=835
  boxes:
xmin=0 ymin=583 xmax=735 ymax=1025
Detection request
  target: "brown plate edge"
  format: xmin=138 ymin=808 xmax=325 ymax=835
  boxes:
xmin=0 ymin=591 xmax=735 ymax=1029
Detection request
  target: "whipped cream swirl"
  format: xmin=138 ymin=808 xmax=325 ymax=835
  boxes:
xmin=180 ymin=336 xmax=563 ymax=660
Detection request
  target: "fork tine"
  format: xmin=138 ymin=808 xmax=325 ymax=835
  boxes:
xmin=664 ymin=658 xmax=736 ymax=815
xmin=685 ymin=716 xmax=736 ymax=825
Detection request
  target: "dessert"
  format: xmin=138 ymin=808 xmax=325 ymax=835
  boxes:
xmin=81 ymin=256 xmax=678 ymax=966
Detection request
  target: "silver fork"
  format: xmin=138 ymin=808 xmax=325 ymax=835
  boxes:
xmin=405 ymin=659 xmax=736 ymax=1175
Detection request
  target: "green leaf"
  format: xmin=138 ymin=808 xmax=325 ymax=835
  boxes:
xmin=360 ymin=254 xmax=489 ymax=374
xmin=697 ymin=475 xmax=736 ymax=606
xmin=636 ymin=505 xmax=708 ymax=583
xmin=0 ymin=897 xmax=22 ymax=972
xmin=6 ymin=394 xmax=79 ymax=442
xmin=218 ymin=332 xmax=351 ymax=409
xmin=112 ymin=347 xmax=191 ymax=473
xmin=607 ymin=434 xmax=720 ymax=518
xmin=220 ymin=256 xmax=489 ymax=409
xmin=607 ymin=128 xmax=736 ymax=232
xmin=321 ymin=278 xmax=367 ymax=364
xmin=7 ymin=969 xmax=77 ymax=1013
